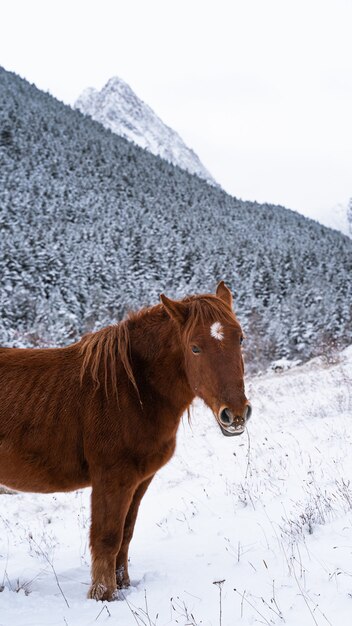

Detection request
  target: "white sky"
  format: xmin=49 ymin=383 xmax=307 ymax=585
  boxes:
xmin=1 ymin=0 xmax=352 ymax=218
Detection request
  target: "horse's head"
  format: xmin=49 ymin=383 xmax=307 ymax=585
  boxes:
xmin=160 ymin=281 xmax=251 ymax=436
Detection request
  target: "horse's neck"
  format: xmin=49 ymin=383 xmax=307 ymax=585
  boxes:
xmin=129 ymin=308 xmax=194 ymax=416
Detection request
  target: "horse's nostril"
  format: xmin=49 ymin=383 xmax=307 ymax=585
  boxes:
xmin=244 ymin=404 xmax=252 ymax=420
xmin=220 ymin=408 xmax=233 ymax=425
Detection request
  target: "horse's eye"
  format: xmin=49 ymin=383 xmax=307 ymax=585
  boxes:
xmin=191 ymin=345 xmax=201 ymax=354
xmin=240 ymin=336 xmax=244 ymax=345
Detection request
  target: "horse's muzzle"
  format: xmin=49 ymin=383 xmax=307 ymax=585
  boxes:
xmin=218 ymin=404 xmax=252 ymax=437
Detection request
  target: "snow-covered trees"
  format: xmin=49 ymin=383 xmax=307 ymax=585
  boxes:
xmin=1 ymin=67 xmax=351 ymax=372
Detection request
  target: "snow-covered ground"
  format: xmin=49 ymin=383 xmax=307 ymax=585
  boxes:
xmin=1 ymin=347 xmax=352 ymax=625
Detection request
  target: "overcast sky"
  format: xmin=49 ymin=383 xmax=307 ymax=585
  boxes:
xmin=1 ymin=0 xmax=351 ymax=219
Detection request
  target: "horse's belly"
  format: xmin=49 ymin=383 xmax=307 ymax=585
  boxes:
xmin=0 ymin=445 xmax=90 ymax=493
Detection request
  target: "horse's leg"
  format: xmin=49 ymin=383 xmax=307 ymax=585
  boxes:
xmin=88 ymin=475 xmax=136 ymax=601
xmin=116 ymin=474 xmax=155 ymax=589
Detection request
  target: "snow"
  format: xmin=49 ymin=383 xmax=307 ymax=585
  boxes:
xmin=311 ymin=202 xmax=351 ymax=239
xmin=1 ymin=347 xmax=352 ymax=625
xmin=74 ymin=76 xmax=218 ymax=187
xmin=270 ymin=358 xmax=302 ymax=372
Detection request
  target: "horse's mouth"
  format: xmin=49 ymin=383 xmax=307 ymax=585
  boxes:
xmin=219 ymin=423 xmax=245 ymax=437
xmin=217 ymin=406 xmax=251 ymax=437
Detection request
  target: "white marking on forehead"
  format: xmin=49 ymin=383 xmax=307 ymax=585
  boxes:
xmin=210 ymin=321 xmax=224 ymax=341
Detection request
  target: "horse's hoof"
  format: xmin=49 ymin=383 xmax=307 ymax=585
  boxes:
xmin=88 ymin=582 xmax=118 ymax=601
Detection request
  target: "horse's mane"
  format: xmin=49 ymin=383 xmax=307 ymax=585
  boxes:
xmin=78 ymin=295 xmax=240 ymax=400
xmin=79 ymin=319 xmax=138 ymax=400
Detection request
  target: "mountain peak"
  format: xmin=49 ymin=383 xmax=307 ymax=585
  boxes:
xmin=103 ymin=76 xmax=134 ymax=93
xmin=75 ymin=76 xmax=217 ymax=186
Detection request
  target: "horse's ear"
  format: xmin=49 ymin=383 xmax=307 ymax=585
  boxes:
xmin=160 ymin=294 xmax=189 ymax=325
xmin=216 ymin=281 xmax=233 ymax=309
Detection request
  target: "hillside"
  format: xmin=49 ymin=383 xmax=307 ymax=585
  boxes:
xmin=315 ymin=199 xmax=352 ymax=238
xmin=0 ymin=66 xmax=351 ymax=371
xmin=1 ymin=346 xmax=352 ymax=624
xmin=75 ymin=76 xmax=217 ymax=186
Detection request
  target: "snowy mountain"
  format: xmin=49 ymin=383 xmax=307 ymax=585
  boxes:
xmin=1 ymin=66 xmax=352 ymax=371
xmin=313 ymin=199 xmax=352 ymax=238
xmin=75 ymin=76 xmax=217 ymax=186
xmin=1 ymin=345 xmax=352 ymax=623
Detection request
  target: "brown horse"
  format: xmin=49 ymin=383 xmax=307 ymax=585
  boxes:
xmin=0 ymin=281 xmax=251 ymax=601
